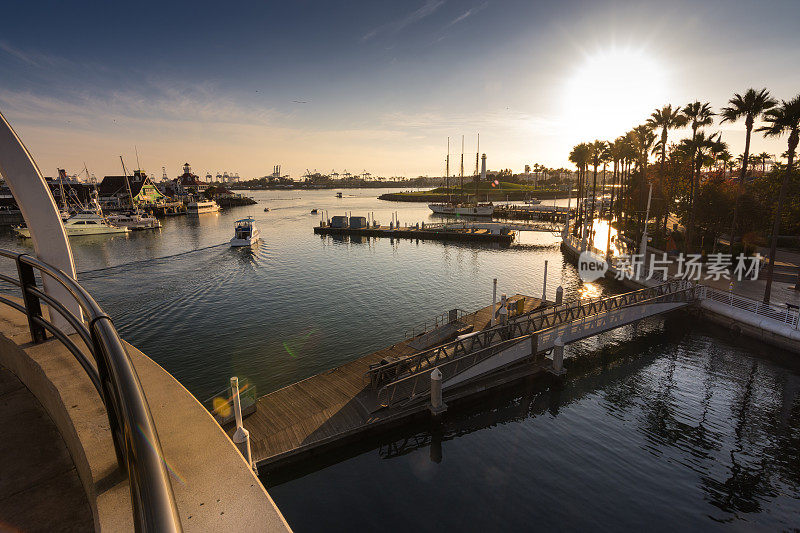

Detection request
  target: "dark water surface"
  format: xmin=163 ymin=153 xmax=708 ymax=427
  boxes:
xmin=1 ymin=189 xmax=797 ymax=530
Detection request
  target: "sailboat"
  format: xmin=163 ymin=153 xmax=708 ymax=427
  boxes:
xmin=428 ymin=135 xmax=494 ymax=216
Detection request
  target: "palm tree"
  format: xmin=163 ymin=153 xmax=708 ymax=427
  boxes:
xmin=721 ymin=88 xmax=777 ymax=249
xmin=758 ymin=152 xmax=773 ymax=173
xmin=647 ymin=104 xmax=688 ymax=179
xmin=630 ymin=125 xmax=656 ymax=239
xmin=680 ymin=131 xmax=721 ymax=252
xmin=681 ymin=102 xmax=714 ymax=251
xmin=588 ymin=139 xmax=606 ymax=228
xmin=756 ymin=95 xmax=800 ymax=303
xmin=717 ymin=149 xmax=732 ymax=178
xmin=569 ymin=143 xmax=591 ymax=237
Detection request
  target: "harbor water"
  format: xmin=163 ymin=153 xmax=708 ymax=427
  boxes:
xmin=0 ymin=189 xmax=797 ymax=530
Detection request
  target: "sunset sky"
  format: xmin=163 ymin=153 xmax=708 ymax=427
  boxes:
xmin=1 ymin=0 xmax=798 ymax=179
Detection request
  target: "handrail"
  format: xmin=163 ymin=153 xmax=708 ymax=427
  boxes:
xmin=0 ymin=248 xmax=182 ymax=531
xmin=403 ymin=308 xmax=469 ymax=339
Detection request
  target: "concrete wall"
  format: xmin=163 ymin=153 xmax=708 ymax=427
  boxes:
xmin=0 ymin=303 xmax=291 ymax=532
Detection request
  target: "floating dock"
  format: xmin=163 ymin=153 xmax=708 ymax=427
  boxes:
xmin=314 ymin=222 xmax=515 ymax=245
xmin=231 ymin=295 xmax=549 ymax=470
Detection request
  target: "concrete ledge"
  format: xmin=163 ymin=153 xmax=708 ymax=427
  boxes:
xmin=0 ymin=302 xmax=291 ymax=532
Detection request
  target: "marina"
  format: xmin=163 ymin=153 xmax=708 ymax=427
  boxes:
xmin=1 ymin=2 xmax=799 ymax=529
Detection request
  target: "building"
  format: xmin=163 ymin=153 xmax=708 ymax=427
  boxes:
xmin=98 ymin=170 xmax=167 ymax=207
xmin=169 ymin=163 xmax=210 ymax=197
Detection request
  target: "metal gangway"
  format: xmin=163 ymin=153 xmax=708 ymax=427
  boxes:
xmin=368 ymin=280 xmax=700 ymax=408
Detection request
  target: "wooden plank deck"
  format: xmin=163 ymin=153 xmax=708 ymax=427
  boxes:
xmin=231 ymin=295 xmax=548 ymax=468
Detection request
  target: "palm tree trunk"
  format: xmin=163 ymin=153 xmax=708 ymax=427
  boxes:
xmin=763 ymin=134 xmax=797 ymax=303
xmin=730 ymin=120 xmax=753 ymax=252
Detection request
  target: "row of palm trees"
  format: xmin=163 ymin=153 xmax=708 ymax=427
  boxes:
xmin=568 ymin=88 xmax=800 ymax=304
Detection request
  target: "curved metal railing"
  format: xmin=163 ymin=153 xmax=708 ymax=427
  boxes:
xmin=0 ymin=249 xmax=182 ymax=532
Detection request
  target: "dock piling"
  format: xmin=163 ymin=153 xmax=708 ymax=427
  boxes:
xmin=499 ymin=294 xmax=508 ymax=325
xmin=556 ymin=286 xmax=563 ymax=306
xmin=550 ymin=337 xmax=566 ymax=376
xmin=429 ymin=368 xmax=447 ymax=415
xmin=542 ymin=260 xmax=548 ymax=300
xmin=230 ymin=377 xmax=254 ymax=470
xmin=491 ymin=278 xmax=498 ymax=326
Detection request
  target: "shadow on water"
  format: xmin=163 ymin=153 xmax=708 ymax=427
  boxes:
xmin=265 ymin=314 xmax=800 ymax=532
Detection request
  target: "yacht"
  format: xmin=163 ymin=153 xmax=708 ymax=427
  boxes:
xmin=187 ymin=200 xmax=220 ymax=214
xmin=428 ymin=202 xmax=494 ymax=216
xmin=106 ymin=211 xmax=161 ymax=230
xmin=14 ymin=210 xmax=129 ymax=238
xmin=230 ymin=217 xmax=260 ymax=247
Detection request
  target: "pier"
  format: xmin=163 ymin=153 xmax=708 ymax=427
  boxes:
xmin=233 ymin=280 xmax=700 ymax=470
xmin=314 ymin=220 xmax=516 ymax=244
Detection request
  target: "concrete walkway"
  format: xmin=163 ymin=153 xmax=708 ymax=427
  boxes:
xmin=0 ymin=364 xmax=93 ymax=532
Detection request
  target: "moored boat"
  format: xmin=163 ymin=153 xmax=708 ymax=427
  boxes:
xmin=187 ymin=200 xmax=220 ymax=214
xmin=428 ymin=203 xmax=494 ymax=216
xmin=14 ymin=209 xmax=130 ymax=238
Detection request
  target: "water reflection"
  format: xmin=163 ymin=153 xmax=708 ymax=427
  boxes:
xmin=267 ymin=317 xmax=800 ymax=531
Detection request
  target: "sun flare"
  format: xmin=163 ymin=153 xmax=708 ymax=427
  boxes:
xmin=563 ymin=47 xmax=670 ymax=140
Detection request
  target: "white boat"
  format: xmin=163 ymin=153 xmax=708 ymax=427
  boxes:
xmin=14 ymin=210 xmax=129 ymax=238
xmin=187 ymin=200 xmax=220 ymax=214
xmin=428 ymin=203 xmax=494 ymax=216
xmin=230 ymin=217 xmax=260 ymax=247
xmin=524 ymin=198 xmax=541 ymax=205
xmin=106 ymin=211 xmax=162 ymax=230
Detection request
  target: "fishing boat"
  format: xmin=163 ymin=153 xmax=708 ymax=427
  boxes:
xmin=230 ymin=217 xmax=260 ymax=247
xmin=336 ymin=192 xmax=343 ymax=198
xmin=187 ymin=200 xmax=220 ymax=214
xmin=14 ymin=209 xmax=129 ymax=238
xmin=428 ymin=202 xmax=494 ymax=216
xmin=310 ymin=209 xmax=318 ymax=214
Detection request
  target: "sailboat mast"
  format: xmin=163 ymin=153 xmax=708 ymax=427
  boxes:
xmin=120 ymin=156 xmax=136 ymax=211
xmin=460 ymin=135 xmax=464 ymax=200
xmin=446 ymin=137 xmax=450 ymax=203
xmin=57 ymin=169 xmax=67 ymax=211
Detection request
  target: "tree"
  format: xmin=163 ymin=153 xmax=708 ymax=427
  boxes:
xmin=569 ymin=143 xmax=591 ymax=236
xmin=720 ymin=88 xmax=777 ymax=249
xmin=681 ymin=102 xmax=715 ymax=251
xmin=588 ymin=139 xmax=606 ymax=228
xmin=680 ymin=131 xmax=721 ymax=252
xmin=756 ymin=95 xmax=800 ymax=303
xmin=647 ymin=104 xmax=688 ymax=179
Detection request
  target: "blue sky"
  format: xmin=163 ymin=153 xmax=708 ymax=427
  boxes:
xmin=1 ymin=0 xmax=799 ymax=179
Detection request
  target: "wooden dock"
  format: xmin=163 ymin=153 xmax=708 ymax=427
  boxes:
xmin=231 ymin=296 xmax=549 ymax=470
xmin=313 ymin=224 xmax=515 ymax=245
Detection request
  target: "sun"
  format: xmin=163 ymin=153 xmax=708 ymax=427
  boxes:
xmin=562 ymin=47 xmax=670 ymax=140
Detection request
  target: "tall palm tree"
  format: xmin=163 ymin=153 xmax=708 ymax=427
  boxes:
xmin=717 ymin=149 xmax=732 ymax=178
xmin=631 ymin=125 xmax=656 ymax=238
xmin=680 ymin=131 xmax=720 ymax=252
xmin=681 ymin=102 xmax=714 ymax=251
xmin=588 ymin=139 xmax=606 ymax=227
xmin=757 ymin=152 xmax=773 ymax=173
xmin=569 ymin=143 xmax=591 ymax=237
xmin=756 ymin=95 xmax=800 ymax=303
xmin=647 ymin=104 xmax=688 ymax=179
xmin=721 ymin=88 xmax=777 ymax=249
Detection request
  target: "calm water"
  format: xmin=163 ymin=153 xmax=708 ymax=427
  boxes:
xmin=1 ymin=189 xmax=798 ymax=530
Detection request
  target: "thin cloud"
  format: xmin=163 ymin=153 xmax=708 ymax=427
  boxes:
xmin=446 ymin=2 xmax=488 ymax=29
xmin=361 ymin=0 xmax=446 ymax=41
xmin=0 ymin=41 xmax=57 ymax=67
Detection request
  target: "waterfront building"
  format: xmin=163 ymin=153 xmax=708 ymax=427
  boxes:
xmin=98 ymin=170 xmax=167 ymax=207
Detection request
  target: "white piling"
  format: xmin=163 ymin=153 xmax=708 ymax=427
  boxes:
xmin=429 ymin=368 xmax=447 ymax=415
xmin=556 ymin=286 xmax=563 ymax=306
xmin=230 ymin=377 xmax=253 ymax=469
xmin=550 ymin=337 xmax=566 ymax=376
xmin=499 ymin=293 xmax=508 ymax=325
xmin=491 ymin=278 xmax=498 ymax=326
xmin=542 ymin=260 xmax=548 ymax=301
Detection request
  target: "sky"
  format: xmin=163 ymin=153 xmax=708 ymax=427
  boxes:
xmin=1 ymin=0 xmax=798 ymax=180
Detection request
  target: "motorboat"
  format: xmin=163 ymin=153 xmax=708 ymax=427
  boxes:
xmin=14 ymin=209 xmax=129 ymax=238
xmin=264 ymin=207 xmax=270 ymax=212
xmin=106 ymin=211 xmax=161 ymax=230
xmin=187 ymin=200 xmax=220 ymax=214
xmin=230 ymin=217 xmax=260 ymax=247
xmin=428 ymin=202 xmax=494 ymax=216
xmin=311 ymin=209 xmax=318 ymax=214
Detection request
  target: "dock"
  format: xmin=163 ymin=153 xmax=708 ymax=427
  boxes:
xmin=314 ymin=222 xmax=515 ymax=245
xmin=231 ymin=295 xmax=549 ymax=469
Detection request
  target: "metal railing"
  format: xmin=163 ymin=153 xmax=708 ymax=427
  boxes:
xmin=203 ymin=377 xmax=257 ymax=425
xmin=403 ymin=308 xmax=468 ymax=339
xmin=700 ymin=285 xmax=800 ymax=329
xmin=0 ymin=249 xmax=182 ymax=532
xmin=368 ymin=281 xmax=695 ymax=391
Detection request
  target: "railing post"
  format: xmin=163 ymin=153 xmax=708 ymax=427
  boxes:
xmin=16 ymin=255 xmax=46 ymax=343
xmin=231 ymin=377 xmax=254 ymax=471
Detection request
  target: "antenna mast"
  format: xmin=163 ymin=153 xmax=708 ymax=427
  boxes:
xmin=135 ymin=145 xmax=141 ymax=172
